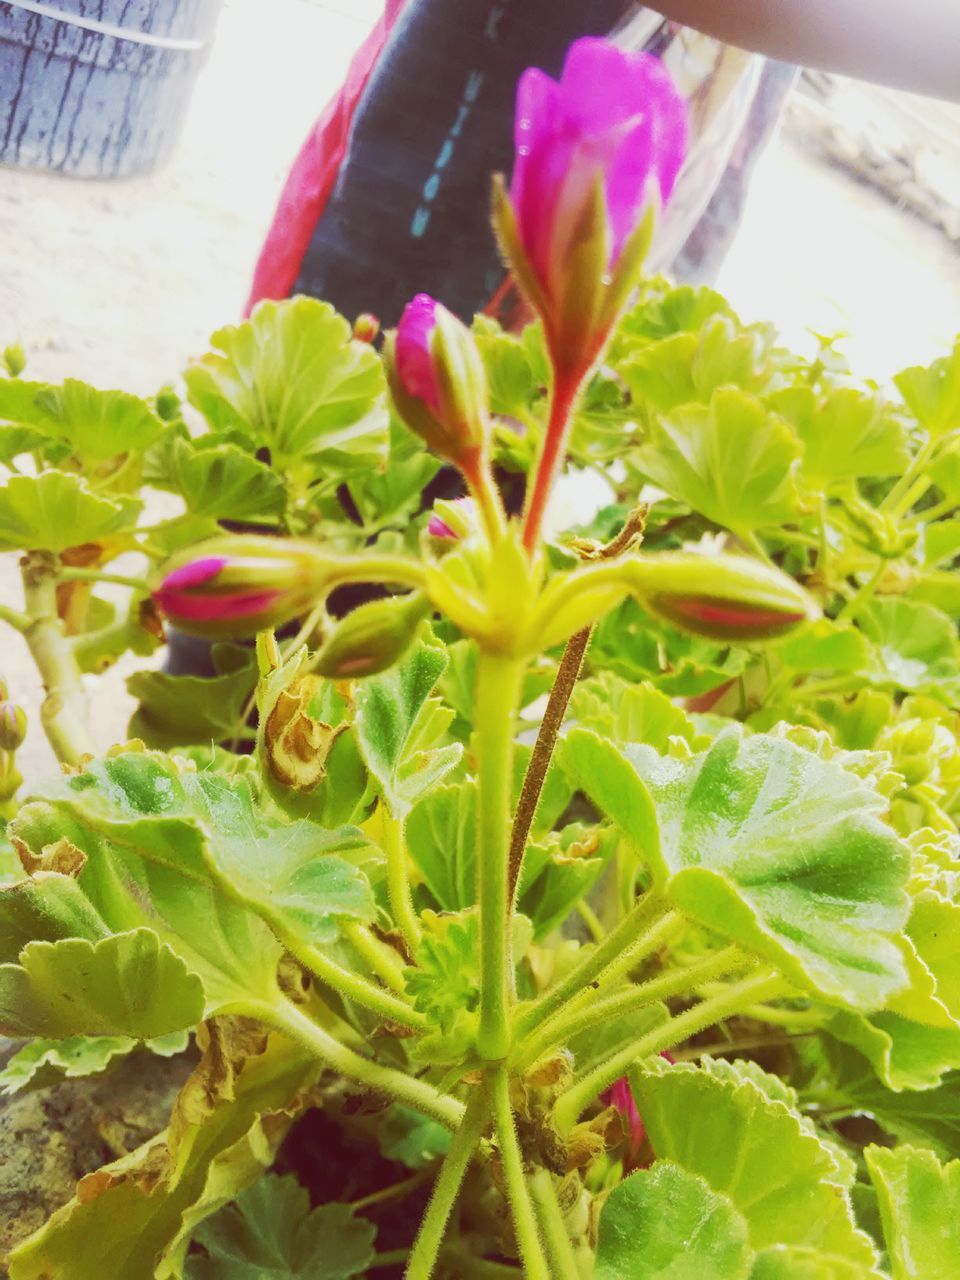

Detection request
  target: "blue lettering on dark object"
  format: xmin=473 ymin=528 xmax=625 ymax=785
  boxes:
xmin=484 ymin=4 xmax=507 ymax=40
xmin=409 ymin=68 xmax=486 ymax=237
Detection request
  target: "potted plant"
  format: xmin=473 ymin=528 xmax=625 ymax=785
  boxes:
xmin=1 ymin=35 xmax=959 ymax=1280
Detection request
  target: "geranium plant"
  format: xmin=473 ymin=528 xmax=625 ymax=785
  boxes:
xmin=1 ymin=35 xmax=960 ymax=1280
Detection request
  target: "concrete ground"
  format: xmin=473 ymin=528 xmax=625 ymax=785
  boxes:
xmin=1 ymin=0 xmax=959 ymax=783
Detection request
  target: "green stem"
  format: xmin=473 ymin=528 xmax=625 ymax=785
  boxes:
xmin=343 ymin=921 xmax=408 ymax=993
xmin=491 ymin=1066 xmax=550 ymax=1279
xmin=438 ymin=1250 xmax=520 ymax=1278
xmin=370 ymin=1251 xmax=412 ymax=1270
xmin=265 ymin=998 xmax=464 ymax=1130
xmin=0 ymin=603 xmax=30 ymax=633
xmin=575 ymin=898 xmax=605 ymax=943
xmin=743 ymin=530 xmax=775 ymax=567
xmin=382 ymin=809 xmax=422 ymax=952
xmin=475 ymin=654 xmax=526 ymax=1061
xmin=527 ymin=1169 xmax=580 ymax=1280
xmin=20 ymin=554 xmax=95 ymax=764
xmin=881 ymin=436 xmax=939 ymax=518
xmin=552 ymin=969 xmax=788 ymax=1134
xmin=464 ymin=454 xmax=508 ymax=545
xmin=279 ymin=933 xmax=426 ymax=1032
xmin=350 ymin=1170 xmax=428 ymax=1213
xmin=835 ymin=559 xmax=885 ymax=624
xmin=517 ymin=945 xmax=744 ymax=1070
xmin=58 ymin=566 xmax=147 ymax=591
xmin=512 ymin=899 xmax=677 ymax=1049
xmin=405 ymin=1089 xmax=490 ymax=1280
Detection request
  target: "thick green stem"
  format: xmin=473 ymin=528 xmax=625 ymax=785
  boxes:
xmin=463 ymin=453 xmax=508 ymax=546
xmin=518 ymin=945 xmax=744 ymax=1070
xmin=265 ymin=998 xmax=464 ymax=1130
xmin=405 ymin=1090 xmax=490 ymax=1280
xmin=552 ymin=969 xmax=788 ymax=1134
xmin=20 ymin=555 xmax=95 ymax=764
xmin=343 ymin=921 xmax=408 ymax=993
xmin=881 ymin=435 xmax=939 ymax=517
xmin=475 ymin=654 xmax=526 ymax=1061
xmin=382 ymin=809 xmax=422 ymax=952
xmin=492 ymin=1066 xmax=550 ymax=1279
xmin=280 ymin=933 xmax=425 ymax=1032
xmin=512 ymin=899 xmax=678 ymax=1048
xmin=527 ymin=1169 xmax=580 ymax=1280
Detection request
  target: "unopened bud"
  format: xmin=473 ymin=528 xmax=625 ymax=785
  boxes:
xmin=153 ymin=535 xmax=336 ymax=639
xmin=314 ymin=592 xmax=431 ymax=679
xmin=352 ymin=312 xmax=380 ymax=344
xmin=630 ymin=552 xmax=817 ymax=642
xmin=426 ymin=497 xmax=477 ymax=541
xmin=2 ymin=344 xmax=26 ymax=378
xmin=0 ymin=702 xmax=27 ymax=752
xmin=385 ymin=294 xmax=490 ymax=470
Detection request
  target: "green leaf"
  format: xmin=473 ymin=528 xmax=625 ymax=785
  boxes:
xmin=749 ymin=1246 xmax=878 ymax=1279
xmin=866 ymin=1144 xmax=960 ymax=1279
xmin=13 ymin=751 xmax=377 ymax=1008
xmin=0 ymin=928 xmax=204 ymax=1038
xmin=153 ymin=434 xmax=287 ymax=522
xmin=620 ymin=316 xmax=765 ymax=417
xmin=630 ymin=1058 xmax=878 ymax=1264
xmin=375 ymin=1104 xmax=451 ymax=1169
xmin=0 ymin=1031 xmax=189 ymax=1094
xmin=8 ymin=1029 xmax=318 ymax=1280
xmin=0 ymin=471 xmax=140 ymax=552
xmin=922 ymin=518 xmax=960 ymax=566
xmin=184 ymin=298 xmax=387 ymax=473
xmin=595 ymin=1160 xmax=753 ymax=1280
xmin=186 ymin=1174 xmax=376 ymax=1279
xmin=615 ymin=279 xmax=738 ymax=346
xmin=567 ymin=727 xmax=911 ymax=1009
xmin=773 ymin=620 xmax=872 ymax=675
xmin=895 ymin=339 xmax=960 ymax=438
xmin=518 ymin=823 xmax=618 ymax=940
xmin=0 ymin=377 xmax=164 ymax=463
xmin=407 ymin=780 xmax=477 ymax=912
xmin=569 ymin=673 xmax=710 ymax=751
xmin=634 ymin=389 xmax=802 ymax=536
xmin=860 ymin=598 xmax=960 ymax=700
xmin=771 ymin=385 xmax=909 ymax=484
xmin=472 ymin=315 xmax=541 ymax=419
xmin=355 ymin=641 xmax=462 ymax=818
xmin=826 ymin=1009 xmax=960 ymax=1091
xmin=127 ymin=644 xmax=258 ymax=748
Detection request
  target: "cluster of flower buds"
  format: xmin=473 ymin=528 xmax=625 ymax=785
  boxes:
xmin=0 ymin=677 xmax=27 ymax=809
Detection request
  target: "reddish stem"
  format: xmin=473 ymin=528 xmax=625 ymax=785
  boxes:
xmin=521 ymin=364 xmax=587 ymax=553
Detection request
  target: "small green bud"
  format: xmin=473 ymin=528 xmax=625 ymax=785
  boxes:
xmin=2 ymin=344 xmax=26 ymax=378
xmin=630 ymin=552 xmax=818 ymax=642
xmin=314 ymin=593 xmax=432 ymax=678
xmin=0 ymin=702 xmax=27 ymax=752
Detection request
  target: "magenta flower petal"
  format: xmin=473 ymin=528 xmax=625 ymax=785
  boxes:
xmin=427 ymin=514 xmax=457 ymax=539
xmin=162 ymin=589 xmax=284 ymax=623
xmin=160 ymin=557 xmax=226 ymax=593
xmin=395 ymin=293 xmax=442 ymax=414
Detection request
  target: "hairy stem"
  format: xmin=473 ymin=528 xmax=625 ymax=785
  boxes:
xmin=343 ymin=921 xmax=408 ymax=993
xmin=266 ymin=998 xmax=464 ymax=1130
xmin=552 ymin=969 xmax=788 ymax=1133
xmin=476 ymin=654 xmax=526 ymax=1060
xmin=508 ymin=627 xmax=591 ymax=905
xmin=517 ymin=945 xmax=745 ymax=1070
xmin=527 ymin=1169 xmax=580 ymax=1280
xmin=463 ymin=453 xmax=508 ymax=545
xmin=382 ymin=809 xmax=422 ymax=952
xmin=521 ymin=367 xmax=587 ymax=553
xmin=278 ymin=934 xmax=426 ymax=1032
xmin=492 ymin=1066 xmax=550 ymax=1279
xmin=20 ymin=554 xmax=95 ymax=764
xmin=512 ymin=898 xmax=678 ymax=1048
xmin=405 ymin=1090 xmax=490 ymax=1280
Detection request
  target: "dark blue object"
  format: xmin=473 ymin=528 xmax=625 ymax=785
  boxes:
xmin=0 ymin=0 xmax=222 ymax=178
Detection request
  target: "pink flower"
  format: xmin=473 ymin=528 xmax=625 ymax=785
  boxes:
xmin=153 ymin=536 xmax=336 ymax=639
xmin=396 ymin=294 xmax=443 ymax=414
xmin=510 ymin=38 xmax=686 ymax=307
xmin=427 ymin=497 xmax=477 ymax=540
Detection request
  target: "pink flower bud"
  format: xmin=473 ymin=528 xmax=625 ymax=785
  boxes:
xmin=427 ymin=497 xmax=477 ymax=541
xmin=386 ymin=295 xmax=490 ymax=469
xmin=153 ymin=536 xmax=336 ymax=639
xmin=0 ymin=701 xmax=27 ymax=752
xmin=497 ymin=38 xmax=687 ymax=370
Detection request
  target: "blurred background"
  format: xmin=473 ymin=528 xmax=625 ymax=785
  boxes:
xmin=2 ymin=0 xmax=959 ymax=776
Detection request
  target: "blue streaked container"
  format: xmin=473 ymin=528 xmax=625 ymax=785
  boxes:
xmin=0 ymin=0 xmax=222 ymax=178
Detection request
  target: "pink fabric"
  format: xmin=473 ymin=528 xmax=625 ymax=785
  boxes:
xmin=245 ymin=0 xmax=409 ymax=315
xmin=510 ymin=38 xmax=687 ymax=299
xmin=396 ymin=293 xmax=442 ymax=413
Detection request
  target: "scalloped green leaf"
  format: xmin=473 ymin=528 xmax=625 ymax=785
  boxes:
xmin=595 ymin=1160 xmax=753 ymax=1280
xmin=826 ymin=1009 xmax=960 ymax=1091
xmin=895 ymin=338 xmax=960 ymax=438
xmin=859 ymin=597 xmax=960 ymax=700
xmin=0 ymin=377 xmax=164 ymax=462
xmin=186 ymin=1174 xmax=376 ymax=1280
xmin=567 ymin=727 xmax=911 ymax=1009
xmin=0 ymin=471 xmax=140 ymax=552
xmin=621 ymin=315 xmax=765 ymax=417
xmin=184 ymin=298 xmax=387 ymax=473
xmin=0 ymin=929 xmax=204 ymax=1038
xmin=866 ymin=1144 xmax=960 ymax=1279
xmin=355 ymin=641 xmax=462 ymax=818
xmin=569 ymin=673 xmax=709 ymax=751
xmin=153 ymin=434 xmax=287 ymax=522
xmin=749 ymin=1246 xmax=878 ymax=1279
xmin=771 ymin=385 xmax=909 ymax=484
xmin=0 ymin=1030 xmax=189 ymax=1094
xmin=634 ymin=388 xmax=802 ymax=536
xmin=127 ymin=644 xmax=258 ymax=749
xmin=773 ymin=620 xmax=872 ymax=676
xmin=630 ymin=1058 xmax=878 ymax=1265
